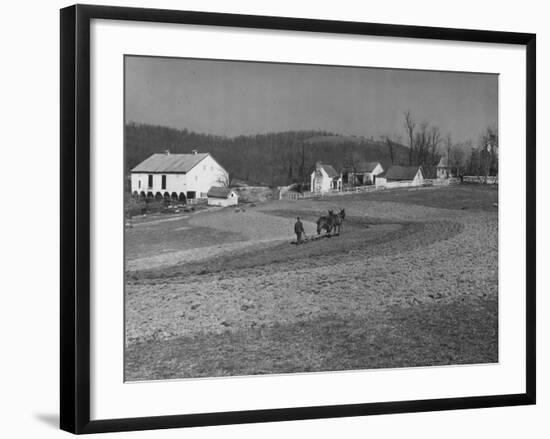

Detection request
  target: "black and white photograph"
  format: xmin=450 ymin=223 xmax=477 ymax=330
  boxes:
xmin=1 ymin=0 xmax=544 ymax=436
xmin=124 ymin=56 xmax=499 ymax=381
xmin=0 ymin=0 xmax=546 ymax=435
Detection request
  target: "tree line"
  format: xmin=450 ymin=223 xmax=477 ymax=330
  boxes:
xmin=126 ymin=115 xmax=497 ymax=188
xmin=383 ymin=111 xmax=498 ymax=178
xmin=125 ymin=123 xmax=408 ymax=187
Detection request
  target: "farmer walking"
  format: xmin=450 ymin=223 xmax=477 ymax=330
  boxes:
xmin=294 ymin=216 xmax=304 ymax=245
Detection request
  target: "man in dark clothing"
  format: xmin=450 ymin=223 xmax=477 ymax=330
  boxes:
xmin=294 ymin=217 xmax=304 ymax=244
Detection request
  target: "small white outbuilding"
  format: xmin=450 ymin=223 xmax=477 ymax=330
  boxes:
xmin=383 ymin=165 xmax=425 ymax=185
xmin=207 ymin=187 xmax=239 ymax=207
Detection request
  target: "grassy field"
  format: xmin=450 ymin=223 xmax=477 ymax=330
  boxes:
xmin=124 ymin=185 xmax=498 ymax=381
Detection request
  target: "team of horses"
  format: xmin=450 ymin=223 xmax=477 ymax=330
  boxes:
xmin=316 ymin=208 xmax=346 ymax=237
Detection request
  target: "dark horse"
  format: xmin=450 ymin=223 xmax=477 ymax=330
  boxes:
xmin=331 ymin=209 xmax=346 ymax=235
xmin=316 ymin=208 xmax=346 ymax=236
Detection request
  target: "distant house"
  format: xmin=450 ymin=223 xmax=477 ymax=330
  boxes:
xmin=343 ymin=161 xmax=384 ymax=186
xmin=131 ymin=150 xmax=228 ymax=203
xmin=310 ymin=162 xmax=342 ymax=193
xmin=383 ymin=165 xmax=424 ymax=185
xmin=207 ymin=187 xmax=239 ymax=207
xmin=436 ymin=156 xmax=452 ymax=179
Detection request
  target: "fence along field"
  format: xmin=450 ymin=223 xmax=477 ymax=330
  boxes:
xmin=280 ymin=177 xmax=475 ymax=200
xmin=124 ymin=184 xmax=498 ymax=380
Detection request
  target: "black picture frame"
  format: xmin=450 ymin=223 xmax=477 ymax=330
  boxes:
xmin=60 ymin=4 xmax=536 ymax=434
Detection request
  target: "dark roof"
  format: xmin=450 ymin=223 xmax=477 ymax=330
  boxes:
xmin=322 ymin=164 xmax=340 ymax=178
xmin=316 ymin=163 xmax=340 ymax=178
xmin=207 ymin=186 xmax=234 ymax=198
xmin=345 ymin=161 xmax=382 ymax=173
xmin=131 ymin=152 xmax=210 ymax=173
xmin=382 ymin=165 xmax=423 ymax=181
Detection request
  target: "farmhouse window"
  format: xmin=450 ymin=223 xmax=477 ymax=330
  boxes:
xmin=138 ymin=180 xmax=141 ymax=188
xmin=148 ymin=174 xmax=153 ymax=188
xmin=161 ymin=175 xmax=167 ymax=190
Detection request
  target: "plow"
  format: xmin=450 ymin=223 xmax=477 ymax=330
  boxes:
xmin=291 ymin=232 xmax=338 ymax=245
xmin=291 ymin=208 xmax=346 ymax=245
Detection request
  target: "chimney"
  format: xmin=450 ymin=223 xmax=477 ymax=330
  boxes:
xmin=192 ymin=149 xmax=198 ymax=155
xmin=315 ymin=161 xmax=322 ymax=171
xmin=163 ymin=149 xmax=170 ymax=155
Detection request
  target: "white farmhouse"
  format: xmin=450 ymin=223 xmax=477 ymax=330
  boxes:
xmin=131 ymin=150 xmax=228 ymax=203
xmin=207 ymin=187 xmax=239 ymax=207
xmin=310 ymin=162 xmax=342 ymax=193
xmin=343 ymin=161 xmax=384 ymax=186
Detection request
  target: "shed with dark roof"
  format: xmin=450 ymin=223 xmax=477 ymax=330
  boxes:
xmin=207 ymin=186 xmax=238 ymax=206
xmin=382 ymin=165 xmax=424 ymax=183
xmin=207 ymin=187 xmax=233 ymax=198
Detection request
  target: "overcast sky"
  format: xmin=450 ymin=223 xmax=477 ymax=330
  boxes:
xmin=125 ymin=56 xmax=497 ymax=144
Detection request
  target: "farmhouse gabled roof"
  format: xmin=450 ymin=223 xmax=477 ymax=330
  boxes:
xmin=310 ymin=163 xmax=340 ymax=178
xmin=358 ymin=161 xmax=382 ymax=173
xmin=345 ymin=161 xmax=382 ymax=173
xmin=131 ymin=152 xmax=210 ymax=173
xmin=321 ymin=164 xmax=340 ymax=178
xmin=382 ymin=165 xmax=422 ymax=181
xmin=207 ymin=186 xmax=234 ymax=198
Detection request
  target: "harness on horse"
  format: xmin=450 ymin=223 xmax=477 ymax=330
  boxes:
xmin=316 ymin=209 xmax=345 ymax=236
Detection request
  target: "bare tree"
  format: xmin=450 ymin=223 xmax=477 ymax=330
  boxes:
xmin=444 ymin=133 xmax=452 ymax=163
xmin=216 ymin=173 xmax=232 ymax=188
xmin=427 ymin=126 xmax=441 ymax=174
xmin=404 ymin=110 xmax=416 ymax=166
xmin=449 ymin=144 xmax=466 ymax=176
xmin=465 ymin=140 xmax=483 ymax=176
xmin=414 ymin=121 xmax=429 ymax=169
xmin=299 ymin=141 xmax=306 ymax=184
xmin=382 ymin=135 xmax=396 ymax=164
xmin=480 ymin=126 xmax=498 ymax=178
xmin=443 ymin=135 xmax=467 ymax=177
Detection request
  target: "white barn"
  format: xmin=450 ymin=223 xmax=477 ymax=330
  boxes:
xmin=207 ymin=187 xmax=239 ymax=207
xmin=310 ymin=162 xmax=342 ymax=193
xmin=131 ymin=151 xmax=228 ymax=203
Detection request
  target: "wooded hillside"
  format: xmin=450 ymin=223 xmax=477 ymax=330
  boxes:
xmin=125 ymin=123 xmax=410 ymax=187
